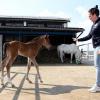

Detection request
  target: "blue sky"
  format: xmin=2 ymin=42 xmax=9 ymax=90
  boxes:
xmin=0 ymin=0 xmax=100 ymax=50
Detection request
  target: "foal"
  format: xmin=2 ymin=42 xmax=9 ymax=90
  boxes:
xmin=0 ymin=35 xmax=51 ymax=87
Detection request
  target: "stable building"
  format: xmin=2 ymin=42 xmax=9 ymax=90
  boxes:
xmin=0 ymin=16 xmax=84 ymax=64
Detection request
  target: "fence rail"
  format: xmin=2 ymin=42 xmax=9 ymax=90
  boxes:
xmin=78 ymin=43 xmax=94 ymax=65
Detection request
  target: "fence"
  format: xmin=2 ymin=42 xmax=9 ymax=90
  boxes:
xmin=78 ymin=43 xmax=94 ymax=64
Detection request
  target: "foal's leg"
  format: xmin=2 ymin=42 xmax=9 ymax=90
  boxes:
xmin=1 ymin=67 xmax=4 ymax=86
xmin=1 ymin=57 xmax=9 ymax=85
xmin=6 ymin=57 xmax=16 ymax=87
xmin=26 ymin=58 xmax=32 ymax=83
xmin=31 ymin=58 xmax=43 ymax=83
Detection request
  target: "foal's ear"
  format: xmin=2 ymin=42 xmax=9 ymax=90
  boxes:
xmin=45 ymin=34 xmax=49 ymax=38
xmin=41 ymin=35 xmax=46 ymax=38
xmin=41 ymin=35 xmax=49 ymax=38
xmin=46 ymin=35 xmax=49 ymax=38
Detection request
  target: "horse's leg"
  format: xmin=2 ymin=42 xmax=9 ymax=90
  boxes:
xmin=31 ymin=58 xmax=43 ymax=83
xmin=26 ymin=57 xmax=32 ymax=83
xmin=1 ymin=56 xmax=9 ymax=85
xmin=60 ymin=51 xmax=64 ymax=63
xmin=70 ymin=53 xmax=73 ymax=63
xmin=6 ymin=57 xmax=16 ymax=87
xmin=1 ymin=68 xmax=5 ymax=86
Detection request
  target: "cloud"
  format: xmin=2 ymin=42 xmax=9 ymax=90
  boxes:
xmin=37 ymin=9 xmax=69 ymax=18
xmin=75 ymin=6 xmax=88 ymax=19
xmin=74 ymin=6 xmax=92 ymax=31
xmin=0 ymin=0 xmax=38 ymax=16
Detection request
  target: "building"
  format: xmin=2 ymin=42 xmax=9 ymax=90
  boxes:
xmin=0 ymin=16 xmax=84 ymax=64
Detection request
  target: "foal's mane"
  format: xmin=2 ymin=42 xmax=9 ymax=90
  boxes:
xmin=31 ymin=36 xmax=41 ymax=41
xmin=27 ymin=35 xmax=42 ymax=43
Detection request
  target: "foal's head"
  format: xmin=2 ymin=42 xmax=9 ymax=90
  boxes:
xmin=40 ymin=35 xmax=51 ymax=49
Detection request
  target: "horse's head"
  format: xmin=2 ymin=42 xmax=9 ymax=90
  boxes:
xmin=75 ymin=50 xmax=82 ymax=64
xmin=40 ymin=35 xmax=51 ymax=50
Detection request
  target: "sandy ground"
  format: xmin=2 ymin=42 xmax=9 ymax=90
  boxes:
xmin=0 ymin=65 xmax=100 ymax=100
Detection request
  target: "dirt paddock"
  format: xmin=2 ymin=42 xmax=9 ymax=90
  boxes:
xmin=0 ymin=65 xmax=100 ymax=100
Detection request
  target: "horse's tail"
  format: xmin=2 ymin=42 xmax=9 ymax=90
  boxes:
xmin=3 ymin=42 xmax=10 ymax=59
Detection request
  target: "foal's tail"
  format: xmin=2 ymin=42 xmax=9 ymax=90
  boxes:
xmin=3 ymin=42 xmax=9 ymax=59
xmin=0 ymin=42 xmax=9 ymax=71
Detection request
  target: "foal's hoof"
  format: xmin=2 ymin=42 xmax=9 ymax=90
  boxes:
xmin=1 ymin=83 xmax=4 ymax=87
xmin=40 ymin=80 xmax=43 ymax=83
xmin=12 ymin=84 xmax=16 ymax=88
xmin=28 ymin=80 xmax=33 ymax=84
xmin=26 ymin=78 xmax=33 ymax=84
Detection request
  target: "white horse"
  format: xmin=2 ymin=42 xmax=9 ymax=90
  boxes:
xmin=57 ymin=43 xmax=82 ymax=64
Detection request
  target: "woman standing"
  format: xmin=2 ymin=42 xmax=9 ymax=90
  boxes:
xmin=73 ymin=5 xmax=100 ymax=92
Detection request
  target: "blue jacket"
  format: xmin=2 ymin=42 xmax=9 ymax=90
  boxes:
xmin=78 ymin=17 xmax=100 ymax=48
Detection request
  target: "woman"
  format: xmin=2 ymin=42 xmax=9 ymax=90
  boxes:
xmin=73 ymin=5 xmax=100 ymax=92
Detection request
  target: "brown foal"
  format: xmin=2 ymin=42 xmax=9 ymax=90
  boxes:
xmin=0 ymin=35 xmax=51 ymax=87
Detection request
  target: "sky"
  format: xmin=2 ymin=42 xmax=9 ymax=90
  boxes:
xmin=0 ymin=0 xmax=100 ymax=50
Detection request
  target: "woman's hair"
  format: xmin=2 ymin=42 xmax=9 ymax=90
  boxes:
xmin=88 ymin=5 xmax=99 ymax=16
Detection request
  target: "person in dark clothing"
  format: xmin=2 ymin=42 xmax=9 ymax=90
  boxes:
xmin=73 ymin=5 xmax=100 ymax=92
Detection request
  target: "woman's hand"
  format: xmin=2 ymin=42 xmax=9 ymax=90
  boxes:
xmin=73 ymin=38 xmax=78 ymax=42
